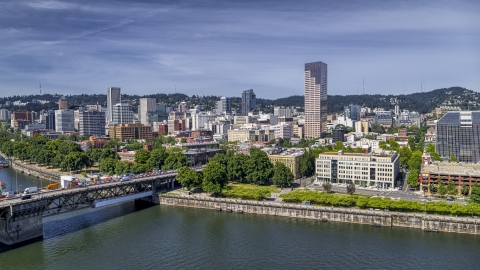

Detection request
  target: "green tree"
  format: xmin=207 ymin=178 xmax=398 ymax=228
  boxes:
xmin=180 ymin=138 xmax=187 ymax=143
xmin=447 ymin=180 xmax=457 ymax=195
xmin=388 ymin=139 xmax=399 ymax=151
xmin=34 ymin=150 xmax=55 ymax=167
xmin=449 ymin=155 xmax=459 ymax=162
xmin=299 ymin=150 xmax=315 ymax=177
xmin=202 ymin=161 xmax=228 ymax=195
xmin=365 ymin=134 xmax=375 ymax=140
xmin=354 ymin=147 xmax=364 ymax=153
xmin=461 ymin=183 xmax=470 ymax=196
xmin=333 ymin=141 xmax=345 ymax=151
xmin=134 ymin=149 xmax=151 ymax=164
xmin=437 ymin=180 xmax=447 ymax=197
xmin=86 ymin=149 xmax=103 ymax=162
xmin=246 ymin=148 xmax=273 ymax=185
xmin=429 ymin=183 xmax=436 ymax=194
xmin=99 ymin=158 xmax=119 ymax=175
xmin=407 ymin=169 xmax=419 ymax=187
xmin=100 ymin=149 xmax=120 ymax=160
xmin=177 ymin=166 xmax=201 ymax=190
xmin=227 ymin=153 xmax=249 ymax=181
xmin=148 ymin=147 xmax=168 ymax=170
xmin=346 ymin=183 xmax=356 ymax=195
xmin=162 ymin=152 xmax=187 ymax=170
xmin=408 ymin=151 xmax=423 ymax=172
xmin=1 ymin=140 xmax=14 ymax=157
xmin=103 ymin=139 xmax=123 ymax=150
xmin=470 ymin=183 xmax=480 ymax=204
xmin=398 ymin=146 xmax=412 ymax=169
xmin=208 ymin=153 xmax=228 ymax=169
xmin=322 ymin=182 xmax=332 ymax=193
xmin=272 ymin=162 xmax=294 ymax=187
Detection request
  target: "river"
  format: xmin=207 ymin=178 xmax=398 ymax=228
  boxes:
xmin=0 ymin=167 xmax=479 ymax=269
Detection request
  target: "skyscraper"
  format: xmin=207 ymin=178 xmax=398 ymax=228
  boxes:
xmin=304 ymin=61 xmax=327 ymax=138
xmin=241 ymin=89 xmax=256 ymax=116
xmin=436 ymin=111 xmax=480 ymax=163
xmin=106 ymin=87 xmax=121 ymax=122
xmin=216 ymin=97 xmax=231 ymax=115
xmin=55 ymin=110 xmax=75 ymax=132
xmin=139 ymin=98 xmax=157 ymax=126
xmin=79 ymin=110 xmax=106 ymax=137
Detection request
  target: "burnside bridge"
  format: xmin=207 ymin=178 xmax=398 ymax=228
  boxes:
xmin=0 ymin=168 xmax=200 ymax=245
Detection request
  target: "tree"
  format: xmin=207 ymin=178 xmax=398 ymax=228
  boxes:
xmin=177 ymin=166 xmax=201 ymax=190
xmin=428 ymin=183 xmax=436 ymax=194
xmin=148 ymin=147 xmax=168 ymax=170
xmin=202 ymin=161 xmax=228 ymax=195
xmin=470 ymin=183 xmax=480 ymax=204
xmin=333 ymin=141 xmax=345 ymax=151
xmin=162 ymin=152 xmax=187 ymax=170
xmin=398 ymin=146 xmax=412 ymax=169
xmin=134 ymin=149 xmax=151 ymax=164
xmin=461 ymin=183 xmax=470 ymax=196
xmin=208 ymin=153 xmax=228 ymax=169
xmin=227 ymin=153 xmax=249 ymax=181
xmin=447 ymin=180 xmax=457 ymax=195
xmin=449 ymin=155 xmax=459 ymax=162
xmin=180 ymin=138 xmax=187 ymax=143
xmin=408 ymin=151 xmax=423 ymax=172
xmin=365 ymin=134 xmax=375 ymax=140
xmin=34 ymin=150 xmax=55 ymax=167
xmin=245 ymin=148 xmax=273 ymax=185
xmin=99 ymin=158 xmax=119 ymax=175
xmin=388 ymin=139 xmax=399 ymax=151
xmin=100 ymin=149 xmax=120 ymax=160
xmin=437 ymin=180 xmax=447 ymax=197
xmin=407 ymin=170 xmax=419 ymax=187
xmin=86 ymin=149 xmax=103 ymax=162
xmin=322 ymin=182 xmax=332 ymax=193
xmin=346 ymin=183 xmax=356 ymax=195
xmin=103 ymin=139 xmax=123 ymax=150
xmin=299 ymin=150 xmax=315 ymax=177
xmin=272 ymin=162 xmax=294 ymax=187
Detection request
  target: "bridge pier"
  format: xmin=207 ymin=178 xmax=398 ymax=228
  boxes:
xmin=0 ymin=200 xmax=48 ymax=245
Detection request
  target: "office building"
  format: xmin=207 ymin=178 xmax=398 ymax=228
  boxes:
xmin=109 ymin=123 xmax=153 ymax=142
xmin=332 ymin=127 xmax=345 ymax=143
xmin=344 ymin=104 xmax=361 ymax=121
xmin=241 ymin=89 xmax=256 ymax=116
xmin=58 ymin=97 xmax=68 ymax=110
xmin=0 ymin=109 xmax=11 ymax=120
xmin=55 ymin=110 xmax=75 ymax=132
xmin=316 ymin=152 xmax=400 ymax=189
xmin=138 ymin=98 xmax=157 ymax=126
xmin=305 ymin=61 xmax=327 ymax=138
xmin=111 ymin=103 xmax=135 ymax=125
xmin=216 ymin=97 xmax=231 ymax=115
xmin=274 ymin=107 xmax=292 ymax=118
xmin=178 ymin=102 xmax=189 ymax=113
xmin=79 ymin=110 xmax=106 ymax=137
xmin=11 ymin=110 xmax=34 ymax=129
xmin=373 ymin=111 xmax=393 ymax=126
xmin=107 ymin=87 xmax=121 ymax=122
xmin=263 ymin=148 xmax=304 ymax=178
xmin=436 ymin=111 xmax=480 ymax=163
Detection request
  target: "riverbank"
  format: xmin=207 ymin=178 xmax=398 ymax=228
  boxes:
xmin=0 ymin=152 xmax=61 ymax=182
xmin=159 ymin=194 xmax=480 ymax=235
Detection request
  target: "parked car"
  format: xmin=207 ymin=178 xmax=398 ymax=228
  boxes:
xmin=447 ymin=196 xmax=455 ymax=201
xmin=121 ymin=176 xmax=130 ymax=182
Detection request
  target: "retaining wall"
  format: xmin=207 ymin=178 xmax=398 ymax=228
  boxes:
xmin=159 ymin=195 xmax=480 ymax=235
xmin=9 ymin=161 xmax=61 ymax=182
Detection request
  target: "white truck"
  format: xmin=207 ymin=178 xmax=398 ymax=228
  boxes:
xmin=24 ymin=186 xmax=38 ymax=194
xmin=61 ymin=175 xmax=76 ymax=189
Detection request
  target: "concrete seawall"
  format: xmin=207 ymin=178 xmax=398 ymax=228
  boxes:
xmin=159 ymin=195 xmax=480 ymax=235
xmin=9 ymin=160 xmax=61 ymax=182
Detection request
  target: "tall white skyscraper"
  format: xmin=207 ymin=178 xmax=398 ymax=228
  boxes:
xmin=112 ymin=103 xmax=134 ymax=125
xmin=139 ymin=98 xmax=157 ymax=126
xmin=304 ymin=61 xmax=327 ymax=138
xmin=55 ymin=110 xmax=75 ymax=132
xmin=107 ymin=87 xmax=121 ymax=122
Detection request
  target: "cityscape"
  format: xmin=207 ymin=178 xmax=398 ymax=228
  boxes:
xmin=0 ymin=0 xmax=479 ymax=269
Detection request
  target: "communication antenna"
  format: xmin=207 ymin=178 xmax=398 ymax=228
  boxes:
xmin=39 ymin=82 xmax=42 ymax=95
xmin=363 ymin=78 xmax=364 ymax=95
xmin=175 ymin=85 xmax=177 ymax=94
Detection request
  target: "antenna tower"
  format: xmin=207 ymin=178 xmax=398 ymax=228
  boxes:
xmin=39 ymin=82 xmax=42 ymax=95
xmin=363 ymin=78 xmax=364 ymax=95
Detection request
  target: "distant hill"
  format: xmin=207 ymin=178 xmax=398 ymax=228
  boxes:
xmin=0 ymin=87 xmax=477 ymax=114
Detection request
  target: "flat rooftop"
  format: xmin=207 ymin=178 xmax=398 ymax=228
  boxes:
xmin=421 ymin=162 xmax=480 ymax=176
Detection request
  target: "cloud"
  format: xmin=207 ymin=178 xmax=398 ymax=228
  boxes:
xmin=28 ymin=1 xmax=78 ymax=10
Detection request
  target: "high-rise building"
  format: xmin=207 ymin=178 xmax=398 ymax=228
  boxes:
xmin=11 ymin=110 xmax=34 ymax=129
xmin=304 ymin=61 xmax=327 ymax=138
xmin=274 ymin=107 xmax=292 ymax=118
xmin=139 ymin=98 xmax=157 ymax=126
xmin=241 ymin=89 xmax=256 ymax=116
xmin=55 ymin=110 xmax=75 ymax=132
xmin=436 ymin=111 xmax=480 ymax=163
xmin=0 ymin=109 xmax=11 ymax=120
xmin=216 ymin=97 xmax=231 ymax=115
xmin=344 ymin=104 xmax=361 ymax=121
xmin=58 ymin=97 xmax=68 ymax=110
xmin=79 ymin=110 xmax=106 ymax=137
xmin=46 ymin=110 xmax=55 ymax=130
xmin=106 ymin=87 xmax=121 ymax=122
xmin=111 ymin=103 xmax=135 ymax=125
xmin=178 ymin=101 xmax=189 ymax=113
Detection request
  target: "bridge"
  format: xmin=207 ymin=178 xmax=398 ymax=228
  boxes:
xmin=0 ymin=169 xmax=198 ymax=245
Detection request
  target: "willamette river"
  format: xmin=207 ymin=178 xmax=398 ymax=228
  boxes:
xmin=0 ymin=167 xmax=479 ymax=270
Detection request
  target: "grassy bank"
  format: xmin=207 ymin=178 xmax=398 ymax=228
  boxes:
xmin=280 ymin=190 xmax=480 ymax=217
xmin=222 ymin=183 xmax=279 ymax=200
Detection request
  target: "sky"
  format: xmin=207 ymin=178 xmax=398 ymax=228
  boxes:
xmin=0 ymin=0 xmax=479 ymax=99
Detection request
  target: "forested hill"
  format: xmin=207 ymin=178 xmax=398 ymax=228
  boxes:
xmin=0 ymin=87 xmax=477 ymax=114
xmin=266 ymin=87 xmax=478 ymax=114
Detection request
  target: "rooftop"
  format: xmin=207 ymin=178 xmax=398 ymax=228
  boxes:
xmin=421 ymin=162 xmax=480 ymax=176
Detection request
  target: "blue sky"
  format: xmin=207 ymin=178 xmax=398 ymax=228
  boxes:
xmin=0 ymin=0 xmax=479 ymax=99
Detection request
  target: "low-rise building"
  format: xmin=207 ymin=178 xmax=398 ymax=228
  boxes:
xmin=316 ymin=151 xmax=400 ymax=189
xmin=419 ymin=162 xmax=480 ymax=195
xmin=263 ymin=148 xmax=304 ymax=179
xmin=109 ymin=123 xmax=153 ymax=142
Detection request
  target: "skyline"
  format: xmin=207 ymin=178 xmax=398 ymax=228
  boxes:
xmin=1 ymin=0 xmax=479 ymax=99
